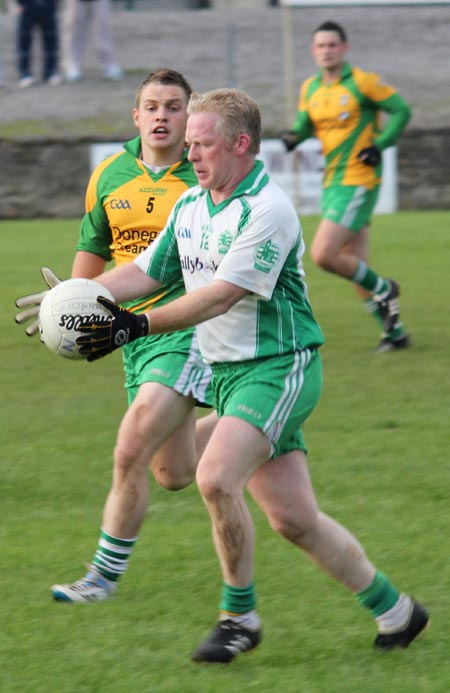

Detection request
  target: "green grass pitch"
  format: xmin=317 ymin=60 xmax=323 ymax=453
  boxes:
xmin=1 ymin=212 xmax=449 ymax=692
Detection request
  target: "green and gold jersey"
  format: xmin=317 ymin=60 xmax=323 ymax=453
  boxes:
xmin=76 ymin=136 xmax=197 ymax=313
xmin=291 ymin=63 xmax=411 ymax=189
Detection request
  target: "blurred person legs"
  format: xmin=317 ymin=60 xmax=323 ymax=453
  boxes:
xmin=62 ymin=0 xmax=88 ymax=80
xmin=94 ymin=0 xmax=122 ymax=79
xmin=62 ymin=0 xmax=121 ymax=81
xmin=41 ymin=0 xmax=61 ymax=83
xmin=310 ymin=217 xmax=410 ymax=351
xmin=0 ymin=18 xmax=3 ymax=87
xmin=17 ymin=0 xmax=36 ymax=86
xmin=16 ymin=0 xmax=60 ymax=87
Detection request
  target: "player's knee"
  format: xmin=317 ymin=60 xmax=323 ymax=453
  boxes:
xmin=267 ymin=507 xmax=319 ymax=546
xmin=267 ymin=511 xmax=302 ymax=543
xmin=310 ymin=244 xmax=335 ymax=271
xmin=151 ymin=452 xmax=197 ymax=491
xmin=113 ymin=442 xmax=142 ymax=477
xmin=196 ymin=474 xmax=217 ymax=501
xmin=153 ymin=467 xmax=195 ymax=491
xmin=196 ymin=470 xmax=228 ymax=505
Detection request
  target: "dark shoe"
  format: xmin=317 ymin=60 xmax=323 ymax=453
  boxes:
xmin=375 ymin=334 xmax=411 ymax=353
xmin=192 ymin=619 xmax=262 ymax=663
xmin=374 ymin=599 xmax=429 ymax=650
xmin=374 ymin=280 xmax=400 ymax=334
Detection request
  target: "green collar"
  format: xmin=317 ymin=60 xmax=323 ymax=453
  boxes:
xmin=124 ymin=136 xmax=190 ymax=165
xmin=206 ymin=159 xmax=269 ymax=215
xmin=317 ymin=62 xmax=352 ymax=85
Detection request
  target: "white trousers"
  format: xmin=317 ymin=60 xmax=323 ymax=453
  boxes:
xmin=62 ymin=0 xmax=119 ymax=73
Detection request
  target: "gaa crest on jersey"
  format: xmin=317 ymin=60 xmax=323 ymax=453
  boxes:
xmin=217 ymin=230 xmax=233 ymax=255
xmin=254 ymin=239 xmax=280 ymax=274
xmin=110 ymin=198 xmax=132 ymax=209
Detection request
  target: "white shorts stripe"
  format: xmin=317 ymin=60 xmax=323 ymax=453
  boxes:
xmin=264 ymin=349 xmax=310 ymax=448
xmin=341 ymin=185 xmax=367 ymax=228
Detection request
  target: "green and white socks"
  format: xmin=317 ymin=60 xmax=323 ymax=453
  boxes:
xmin=352 ymin=260 xmax=406 ymax=339
xmin=363 ymin=298 xmax=406 ymax=340
xmin=219 ymin=581 xmax=261 ymax=630
xmin=351 ymin=260 xmax=388 ymax=294
xmin=216 ymin=573 xmax=410 ymax=635
xmin=356 ymin=570 xmax=412 ymax=633
xmin=90 ymin=529 xmax=137 ymax=591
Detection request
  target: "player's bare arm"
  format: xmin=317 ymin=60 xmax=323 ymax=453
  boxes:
xmin=145 ymin=280 xmax=247 ymax=334
xmin=77 ymin=280 xmax=248 ymax=361
xmin=94 ymin=261 xmax=161 ymax=303
xmin=71 ymin=250 xmax=107 ymax=279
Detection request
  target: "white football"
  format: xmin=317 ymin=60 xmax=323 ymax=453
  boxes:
xmin=38 ymin=278 xmax=114 ymax=360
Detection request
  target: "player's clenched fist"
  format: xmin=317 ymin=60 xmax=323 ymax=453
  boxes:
xmin=77 ymin=296 xmax=149 ymax=362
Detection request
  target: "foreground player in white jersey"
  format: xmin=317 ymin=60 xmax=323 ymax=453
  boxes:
xmin=73 ymin=89 xmax=427 ymax=664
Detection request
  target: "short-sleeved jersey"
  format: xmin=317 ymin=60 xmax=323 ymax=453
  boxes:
xmin=76 ymin=135 xmax=198 ymax=313
xmin=135 ymin=160 xmax=324 ymax=364
xmin=292 ymin=63 xmax=411 ymax=189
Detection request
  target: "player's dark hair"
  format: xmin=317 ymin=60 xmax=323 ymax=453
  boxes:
xmin=135 ymin=68 xmax=193 ymax=107
xmin=314 ymin=21 xmax=347 ymax=42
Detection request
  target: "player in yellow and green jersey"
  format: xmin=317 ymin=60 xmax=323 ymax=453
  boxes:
xmin=281 ymin=21 xmax=412 ymax=353
xmin=15 ymin=69 xmax=217 ymax=602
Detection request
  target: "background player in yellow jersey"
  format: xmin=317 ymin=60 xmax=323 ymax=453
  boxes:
xmin=281 ymin=21 xmax=411 ymax=352
xmin=15 ymin=68 xmax=217 ymax=602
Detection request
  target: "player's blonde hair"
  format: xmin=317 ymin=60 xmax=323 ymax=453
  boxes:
xmin=188 ymin=88 xmax=261 ymax=155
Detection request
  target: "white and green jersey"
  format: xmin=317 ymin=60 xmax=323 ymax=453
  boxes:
xmin=135 ymin=160 xmax=324 ymax=364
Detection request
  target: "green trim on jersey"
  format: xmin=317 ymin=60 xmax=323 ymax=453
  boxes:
xmin=372 ymin=92 xmax=411 ymax=150
xmin=205 ymin=161 xmax=270 ymax=217
xmin=237 ymin=197 xmax=251 ymax=239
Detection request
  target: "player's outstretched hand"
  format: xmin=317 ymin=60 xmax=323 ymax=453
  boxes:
xmin=279 ymin=130 xmax=299 ymax=153
xmin=357 ymin=145 xmax=381 ymax=167
xmin=15 ymin=266 xmax=62 ymax=337
xmin=77 ymin=296 xmax=149 ymax=362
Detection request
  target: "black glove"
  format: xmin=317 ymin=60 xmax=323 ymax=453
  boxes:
xmin=357 ymin=145 xmax=381 ymax=167
xmin=279 ymin=130 xmax=299 ymax=153
xmin=76 ymin=296 xmax=149 ymax=362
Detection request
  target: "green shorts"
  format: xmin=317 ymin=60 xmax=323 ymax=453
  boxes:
xmin=322 ymin=184 xmax=380 ymax=232
xmin=122 ymin=327 xmax=214 ymax=408
xmin=211 ymin=349 xmax=322 ymax=459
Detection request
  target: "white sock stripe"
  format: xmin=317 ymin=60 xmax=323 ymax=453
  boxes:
xmin=94 ymin=554 xmax=130 ymax=575
xmin=374 ymin=277 xmax=385 ymax=295
xmin=352 ymin=260 xmax=368 ymax=283
xmin=376 ymin=594 xmax=412 ymax=634
xmin=98 ymin=538 xmax=135 ymax=555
